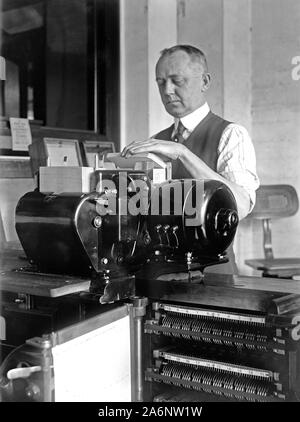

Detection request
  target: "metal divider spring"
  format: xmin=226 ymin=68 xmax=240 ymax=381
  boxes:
xmin=160 ymin=312 xmax=268 ymax=350
xmin=159 ymin=362 xmax=272 ymax=400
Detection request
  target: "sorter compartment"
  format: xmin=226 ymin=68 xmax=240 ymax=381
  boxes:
xmin=145 ymin=347 xmax=284 ymax=402
xmin=145 ymin=301 xmax=293 ymax=352
xmin=143 ymin=301 xmax=298 ymax=402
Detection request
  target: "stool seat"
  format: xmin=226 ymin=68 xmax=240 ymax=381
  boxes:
xmin=245 ymin=184 xmax=300 ymax=279
xmin=245 ymin=258 xmax=300 ymax=277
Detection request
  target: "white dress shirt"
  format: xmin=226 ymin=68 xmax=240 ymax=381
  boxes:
xmin=173 ymin=103 xmax=260 ymax=210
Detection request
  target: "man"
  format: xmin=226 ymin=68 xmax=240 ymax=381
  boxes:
xmin=122 ymin=45 xmax=259 ymax=274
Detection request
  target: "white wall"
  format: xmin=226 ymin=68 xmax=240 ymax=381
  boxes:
xmin=251 ymin=0 xmax=300 ymax=264
xmin=177 ymin=0 xmax=224 ymax=117
xmin=147 ymin=0 xmax=177 ymax=136
xmin=119 ymin=0 xmax=176 ymax=151
xmin=120 ymin=0 xmax=149 ymax=150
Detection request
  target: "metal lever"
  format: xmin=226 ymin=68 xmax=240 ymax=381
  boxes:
xmin=172 ymin=225 xmax=179 ymax=248
xmin=163 ymin=225 xmax=170 ymax=246
xmin=155 ymin=224 xmax=163 ymax=245
xmin=7 ymin=365 xmax=42 ymax=380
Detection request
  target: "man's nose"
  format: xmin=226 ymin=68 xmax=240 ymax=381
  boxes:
xmin=163 ymin=80 xmax=175 ymax=95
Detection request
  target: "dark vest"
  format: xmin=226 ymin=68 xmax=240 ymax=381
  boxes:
xmin=154 ymin=111 xmax=238 ymax=275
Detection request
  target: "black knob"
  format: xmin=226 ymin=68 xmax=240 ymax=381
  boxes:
xmin=215 ymin=209 xmax=239 ymax=234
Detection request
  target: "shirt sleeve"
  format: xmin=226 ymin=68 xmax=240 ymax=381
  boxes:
xmin=217 ymin=123 xmax=260 ymax=212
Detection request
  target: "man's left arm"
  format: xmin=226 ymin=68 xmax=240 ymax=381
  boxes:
xmin=178 ymin=124 xmax=259 ymax=219
xmin=216 ymin=124 xmax=260 ymax=217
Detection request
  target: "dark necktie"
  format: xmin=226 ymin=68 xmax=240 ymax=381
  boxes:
xmin=172 ymin=120 xmax=185 ymax=143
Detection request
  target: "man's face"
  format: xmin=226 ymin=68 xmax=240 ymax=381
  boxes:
xmin=155 ymin=50 xmax=209 ymax=118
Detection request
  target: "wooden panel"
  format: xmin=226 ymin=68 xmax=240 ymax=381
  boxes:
xmin=136 ymin=277 xmax=280 ymax=313
xmin=0 ymin=250 xmax=90 ymax=297
xmin=204 ymin=272 xmax=300 ymax=295
xmin=136 ymin=271 xmax=300 ymax=313
xmin=0 ymin=156 xmax=32 ymax=178
xmin=0 ymin=270 xmax=90 ymax=298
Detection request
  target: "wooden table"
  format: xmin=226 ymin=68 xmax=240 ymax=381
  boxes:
xmin=0 ymin=249 xmax=90 ymax=297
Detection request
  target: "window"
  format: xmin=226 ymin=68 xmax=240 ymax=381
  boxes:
xmin=0 ymin=0 xmax=120 ymax=147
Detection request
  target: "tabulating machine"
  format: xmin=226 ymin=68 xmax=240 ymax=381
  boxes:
xmin=0 ymin=159 xmax=299 ymax=402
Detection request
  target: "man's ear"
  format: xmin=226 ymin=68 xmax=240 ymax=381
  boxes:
xmin=201 ymin=73 xmax=211 ymax=92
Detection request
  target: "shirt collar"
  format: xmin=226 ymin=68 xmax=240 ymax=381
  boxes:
xmin=174 ymin=102 xmax=210 ymax=132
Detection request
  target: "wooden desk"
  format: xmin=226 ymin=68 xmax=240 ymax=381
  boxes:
xmin=0 ymin=250 xmax=90 ymax=297
xmin=204 ymin=272 xmax=300 ymax=295
xmin=136 ymin=271 xmax=300 ymax=314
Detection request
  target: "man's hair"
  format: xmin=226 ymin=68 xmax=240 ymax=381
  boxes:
xmin=159 ymin=45 xmax=208 ymax=73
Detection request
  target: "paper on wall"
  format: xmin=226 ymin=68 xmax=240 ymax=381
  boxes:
xmin=9 ymin=117 xmax=32 ymax=151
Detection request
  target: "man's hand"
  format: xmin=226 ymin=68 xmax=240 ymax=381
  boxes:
xmin=121 ymin=138 xmax=185 ymax=161
xmin=121 ymin=137 xmax=250 ymax=219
